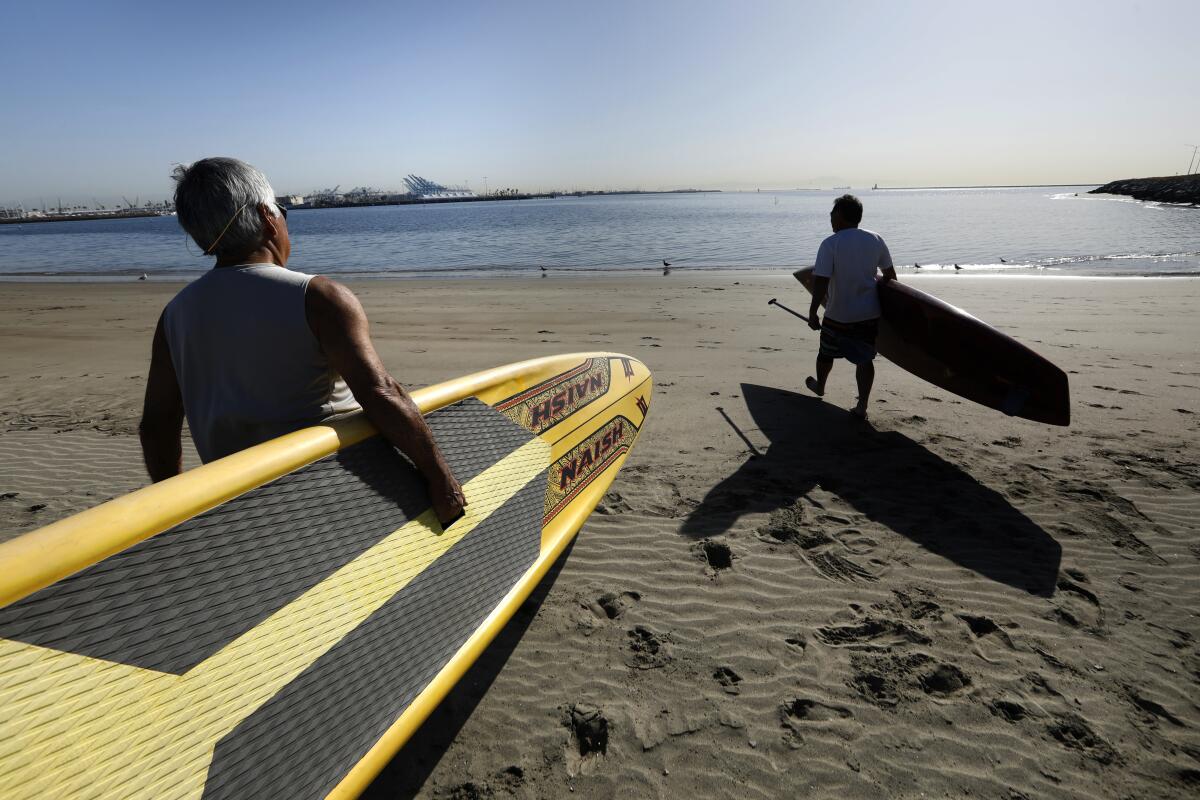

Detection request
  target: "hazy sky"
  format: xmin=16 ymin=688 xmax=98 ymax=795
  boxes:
xmin=2 ymin=0 xmax=1198 ymax=204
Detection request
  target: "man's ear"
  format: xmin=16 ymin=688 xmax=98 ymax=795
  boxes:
xmin=258 ymin=203 xmax=279 ymax=238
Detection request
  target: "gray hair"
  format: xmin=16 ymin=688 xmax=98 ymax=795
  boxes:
xmin=171 ymin=157 xmax=280 ymax=258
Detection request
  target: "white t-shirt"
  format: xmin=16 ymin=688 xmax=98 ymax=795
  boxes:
xmin=163 ymin=265 xmax=360 ymax=463
xmin=812 ymin=228 xmax=893 ymax=323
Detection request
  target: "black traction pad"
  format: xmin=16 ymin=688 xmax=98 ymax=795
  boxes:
xmin=0 ymin=399 xmax=538 ymax=674
xmin=202 ymin=470 xmax=545 ymax=799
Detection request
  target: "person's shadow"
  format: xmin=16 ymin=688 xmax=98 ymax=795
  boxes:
xmin=682 ymin=384 xmax=1061 ymax=597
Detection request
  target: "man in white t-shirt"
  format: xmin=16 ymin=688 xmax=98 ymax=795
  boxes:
xmin=805 ymin=194 xmax=898 ymax=420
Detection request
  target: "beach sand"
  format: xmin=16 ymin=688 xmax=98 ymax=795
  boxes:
xmin=1 ymin=274 xmax=1198 ymax=798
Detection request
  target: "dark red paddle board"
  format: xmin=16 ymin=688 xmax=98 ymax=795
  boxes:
xmin=794 ymin=268 xmax=1070 ymax=426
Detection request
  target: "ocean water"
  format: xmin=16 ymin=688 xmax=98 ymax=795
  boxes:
xmin=0 ymin=187 xmax=1196 ymax=279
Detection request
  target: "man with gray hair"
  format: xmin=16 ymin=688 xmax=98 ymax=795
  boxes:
xmin=139 ymin=157 xmax=466 ymax=525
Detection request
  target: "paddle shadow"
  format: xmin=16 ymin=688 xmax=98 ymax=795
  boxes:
xmin=361 ymin=539 xmax=576 ymax=799
xmin=682 ymin=384 xmax=1061 ymax=596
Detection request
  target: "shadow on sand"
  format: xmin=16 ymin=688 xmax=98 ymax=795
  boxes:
xmin=682 ymin=384 xmax=1061 ymax=597
xmin=362 ymin=540 xmax=576 ymax=799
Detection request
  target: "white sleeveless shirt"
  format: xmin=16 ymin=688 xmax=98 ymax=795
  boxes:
xmin=162 ymin=264 xmax=360 ymax=463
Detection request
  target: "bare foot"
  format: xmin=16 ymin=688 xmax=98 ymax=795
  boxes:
xmin=849 ymin=405 xmax=869 ymax=421
xmin=805 ymin=376 xmax=825 ymax=397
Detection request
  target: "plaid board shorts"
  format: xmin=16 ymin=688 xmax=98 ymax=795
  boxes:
xmin=818 ymin=318 xmax=879 ymax=365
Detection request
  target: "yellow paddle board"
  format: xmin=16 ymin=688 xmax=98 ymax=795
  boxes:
xmin=0 ymin=352 xmax=652 ymax=800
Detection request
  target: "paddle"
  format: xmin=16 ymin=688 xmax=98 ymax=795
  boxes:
xmin=767 ymin=297 xmax=816 ymax=326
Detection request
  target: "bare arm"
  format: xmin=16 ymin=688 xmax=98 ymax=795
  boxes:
xmin=879 ymin=238 xmax=897 ymax=282
xmin=807 ymin=275 xmax=830 ymax=330
xmin=305 ymin=277 xmax=466 ymax=525
xmin=139 ymin=315 xmax=185 ymax=482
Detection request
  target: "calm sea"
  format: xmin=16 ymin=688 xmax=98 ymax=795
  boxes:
xmin=0 ymin=187 xmax=1196 ymax=279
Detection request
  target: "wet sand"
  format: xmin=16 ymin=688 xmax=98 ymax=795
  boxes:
xmin=1 ymin=273 xmax=1198 ymax=798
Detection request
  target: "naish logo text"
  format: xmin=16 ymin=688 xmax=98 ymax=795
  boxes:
xmin=498 ymin=358 xmax=612 ymax=435
xmin=543 ymin=417 xmax=634 ymax=523
xmin=557 ymin=419 xmax=626 ymax=490
xmin=531 ymin=374 xmax=606 ymax=428
xmin=543 ymin=415 xmax=638 ymax=524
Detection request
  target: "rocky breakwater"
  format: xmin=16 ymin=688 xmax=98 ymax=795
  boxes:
xmin=1090 ymin=175 xmax=1200 ymax=205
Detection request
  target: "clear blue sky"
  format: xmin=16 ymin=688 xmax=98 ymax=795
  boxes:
xmin=2 ymin=0 xmax=1198 ymax=204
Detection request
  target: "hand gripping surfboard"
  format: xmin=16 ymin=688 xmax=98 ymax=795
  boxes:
xmin=0 ymin=352 xmax=652 ymax=800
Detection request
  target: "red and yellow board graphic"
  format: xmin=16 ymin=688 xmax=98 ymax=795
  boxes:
xmin=543 ymin=415 xmax=636 ymax=524
xmin=495 ymin=357 xmax=611 ymax=435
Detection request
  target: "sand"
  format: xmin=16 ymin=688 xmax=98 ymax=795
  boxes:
xmin=1 ymin=273 xmax=1198 ymax=798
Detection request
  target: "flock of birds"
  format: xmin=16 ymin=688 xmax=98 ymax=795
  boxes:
xmin=536 ymin=257 xmax=1009 ymax=277
xmin=913 ymin=257 xmax=1008 ymax=273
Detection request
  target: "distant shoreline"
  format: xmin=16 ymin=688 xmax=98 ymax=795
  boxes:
xmin=0 ymin=189 xmax=722 ymax=224
xmin=287 ymin=189 xmax=719 ymax=212
xmin=873 ymin=183 xmax=1099 ymax=191
xmin=0 ymin=210 xmax=167 ymax=226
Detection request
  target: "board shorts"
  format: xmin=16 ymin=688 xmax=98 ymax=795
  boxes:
xmin=819 ymin=318 xmax=879 ymax=365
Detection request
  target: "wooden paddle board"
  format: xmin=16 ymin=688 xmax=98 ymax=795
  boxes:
xmin=0 ymin=352 xmax=652 ymax=799
xmin=794 ymin=267 xmax=1070 ymax=425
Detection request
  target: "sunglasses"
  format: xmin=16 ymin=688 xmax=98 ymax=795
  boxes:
xmin=276 ymin=203 xmax=288 ymax=220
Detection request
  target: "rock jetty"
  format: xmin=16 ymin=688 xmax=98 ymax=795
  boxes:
xmin=1090 ymin=175 xmax=1200 ymax=205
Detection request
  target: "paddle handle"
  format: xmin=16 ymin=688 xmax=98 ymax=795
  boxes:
xmin=767 ymin=298 xmax=816 ymax=326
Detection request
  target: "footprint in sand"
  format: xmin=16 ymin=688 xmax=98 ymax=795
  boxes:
xmin=888 ymin=588 xmax=943 ymax=620
xmin=988 ymin=699 xmax=1029 ymax=722
xmin=591 ymin=590 xmax=641 ymax=620
xmin=595 ymin=491 xmax=634 ymax=515
xmin=956 ymin=613 xmax=1016 ymax=648
xmin=757 ymin=503 xmax=878 ymax=583
xmin=780 ymin=697 xmax=852 ymax=723
xmin=847 ymin=646 xmax=971 ymax=707
xmin=1046 ymin=714 xmax=1117 ymax=765
xmin=784 ymin=634 xmax=808 ymax=654
xmin=848 ymin=652 xmax=933 ymax=708
xmin=1051 ymin=574 xmax=1104 ymax=633
xmin=563 ymin=703 xmax=609 ymax=776
xmin=693 ymin=539 xmax=734 ymax=572
xmin=805 ymin=551 xmax=878 ymax=583
xmin=566 ymin=703 xmax=608 ymax=756
xmin=832 ymin=528 xmax=877 ymax=556
xmin=625 ymin=626 xmax=672 ymax=670
xmin=815 ymin=617 xmax=931 ymax=649
xmin=918 ymin=663 xmax=972 ymax=696
xmin=713 ymin=666 xmax=743 ymax=694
